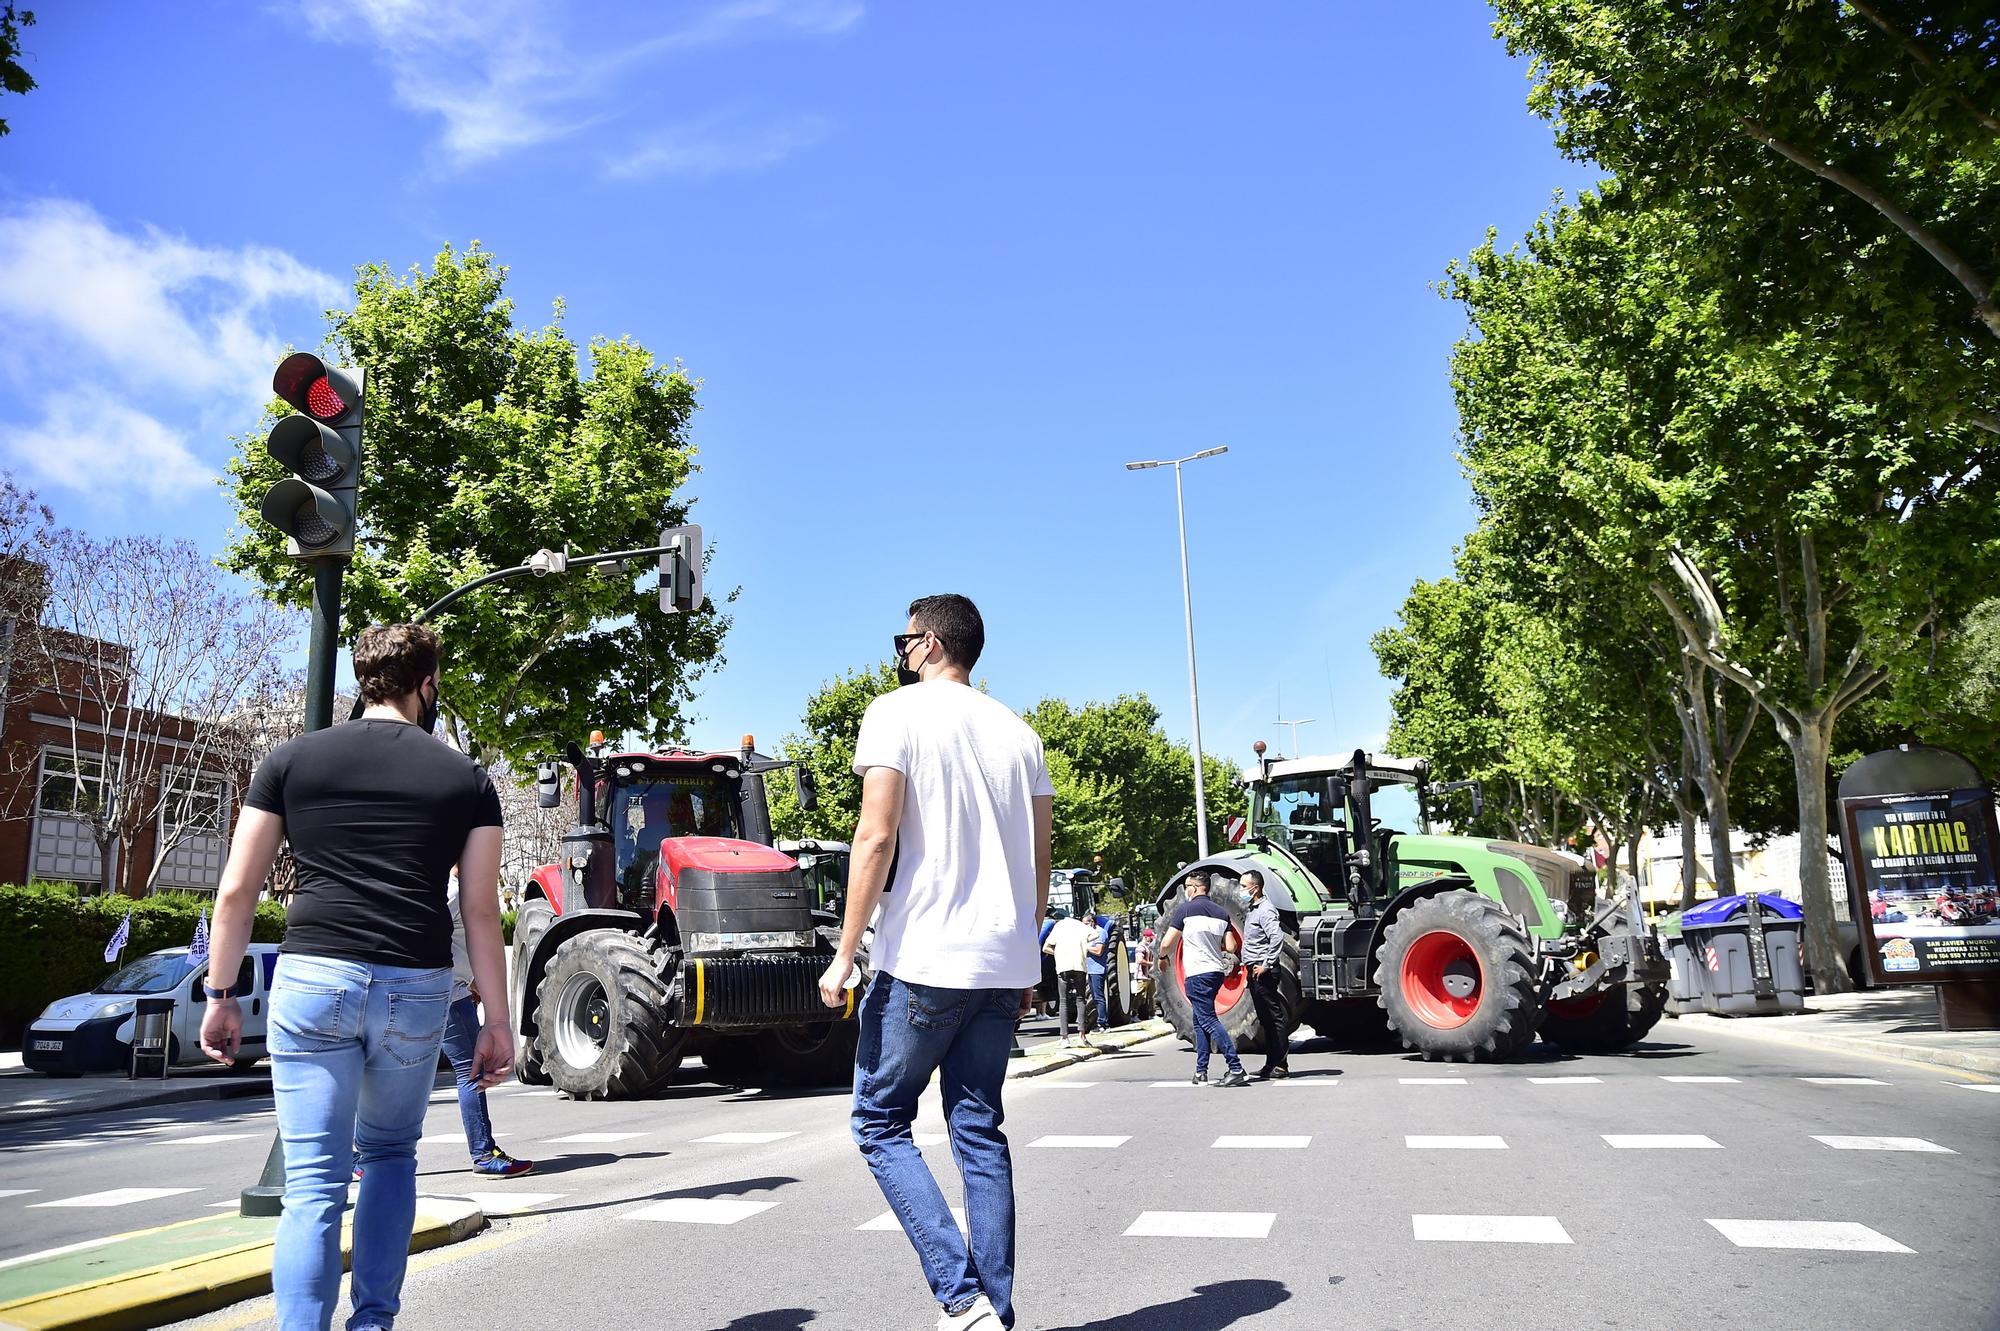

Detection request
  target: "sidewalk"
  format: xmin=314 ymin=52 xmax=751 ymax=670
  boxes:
xmin=1669 ymin=986 xmax=2000 ymax=1077
xmin=0 ymin=1197 xmax=484 ymax=1331
xmin=0 ymin=1065 xmax=272 ymax=1128
xmin=1008 ymin=1018 xmax=1173 ymax=1078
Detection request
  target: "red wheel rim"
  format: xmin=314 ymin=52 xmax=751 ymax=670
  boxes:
xmin=1171 ymin=937 xmax=1248 ymax=1014
xmin=1400 ymin=929 xmax=1483 ymax=1029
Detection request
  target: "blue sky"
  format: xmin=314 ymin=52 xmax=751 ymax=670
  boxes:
xmin=0 ymin=2 xmax=1595 ymax=770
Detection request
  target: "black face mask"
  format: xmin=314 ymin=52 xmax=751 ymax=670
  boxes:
xmin=896 ymin=638 xmax=927 ymax=688
xmin=418 ymin=680 xmax=440 ymax=735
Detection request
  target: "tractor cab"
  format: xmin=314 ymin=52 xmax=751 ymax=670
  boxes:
xmin=1247 ymin=753 xmax=1432 ymax=905
xmin=600 ymin=759 xmax=749 ymax=909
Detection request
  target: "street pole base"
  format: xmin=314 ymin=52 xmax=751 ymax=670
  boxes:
xmin=239 ymin=1185 xmax=285 ymax=1218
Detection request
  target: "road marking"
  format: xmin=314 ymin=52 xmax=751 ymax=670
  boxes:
xmin=424 ymin=1132 xmax=468 ymax=1145
xmin=1398 ymin=1077 xmax=1467 ymax=1084
xmin=1148 ymin=1081 xmax=1205 ymax=1087
xmin=1213 ymin=1136 xmax=1311 ymax=1149
xmin=1811 ymin=1136 xmax=1953 ymax=1153
xmin=0 ymin=1233 xmax=127 ymax=1270
xmin=544 ymin=1132 xmax=647 ymax=1144
xmin=0 ymin=1189 xmax=38 ymax=1200
xmin=625 ymin=1197 xmax=777 ymax=1224
xmin=508 ymin=1089 xmax=562 ymax=1097
xmin=914 ymin=1132 xmax=948 ymax=1146
xmin=427 ymin=1190 xmax=569 ymax=1215
xmin=1945 ymin=1082 xmax=2000 ymax=1093
xmin=693 ymin=1131 xmax=798 ymax=1144
xmin=1123 ymin=1211 xmax=1274 ymax=1238
xmin=1706 ymin=1219 xmax=1913 ymax=1253
xmin=29 ymin=1187 xmax=200 ymax=1208
xmin=1527 ymin=1076 xmax=1602 ymax=1084
xmin=161 ymin=1134 xmax=259 ymax=1146
xmin=859 ymin=1207 xmax=965 ymax=1232
xmin=1798 ymin=1077 xmax=1888 ymax=1086
xmin=1040 ymin=1081 xmax=1099 ymax=1088
xmin=1406 ymin=1135 xmax=1507 ymax=1150
xmin=1028 ymin=1135 xmax=1130 ymax=1148
xmin=1661 ymin=1075 xmax=1740 ymax=1083
xmin=1413 ymin=1214 xmax=1572 ymax=1244
xmin=1603 ymin=1135 xmax=1722 ymax=1149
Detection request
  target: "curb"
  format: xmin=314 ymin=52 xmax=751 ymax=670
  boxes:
xmin=0 ymin=1077 xmax=274 ymax=1128
xmin=1670 ymin=1013 xmax=2000 ymax=1078
xmin=1006 ymin=1020 xmax=1173 ymax=1079
xmin=0 ymin=1199 xmax=485 ymax=1331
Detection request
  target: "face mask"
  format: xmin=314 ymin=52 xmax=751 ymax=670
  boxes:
xmin=418 ymin=680 xmax=440 ymax=734
xmin=897 ymin=637 xmax=929 ymax=687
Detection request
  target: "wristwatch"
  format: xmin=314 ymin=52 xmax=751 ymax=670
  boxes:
xmin=203 ymin=985 xmax=234 ymax=1001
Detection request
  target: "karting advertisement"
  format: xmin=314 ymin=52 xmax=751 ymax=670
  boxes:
xmin=1841 ymin=787 xmax=2000 ymax=985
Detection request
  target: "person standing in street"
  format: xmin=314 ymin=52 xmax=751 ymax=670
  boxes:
xmin=441 ymin=872 xmax=534 ymax=1176
xmin=1158 ymin=872 xmax=1248 ymax=1087
xmin=819 ymin=595 xmax=1053 ymax=1331
xmin=1240 ymin=871 xmax=1290 ymax=1079
xmin=1084 ymin=911 xmax=1115 ymax=1031
xmin=199 ymin=624 xmax=510 ymax=1331
xmin=1041 ymin=909 xmax=1095 ymax=1047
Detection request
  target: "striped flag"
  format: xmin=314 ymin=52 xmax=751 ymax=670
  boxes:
xmin=103 ymin=910 xmax=132 ymax=963
xmin=188 ymin=909 xmax=210 ymax=968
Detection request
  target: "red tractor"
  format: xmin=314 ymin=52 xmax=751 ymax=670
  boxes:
xmin=510 ymin=734 xmax=860 ymax=1099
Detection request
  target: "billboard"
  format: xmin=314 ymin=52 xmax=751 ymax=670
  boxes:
xmin=1840 ymin=786 xmax=2000 ymax=985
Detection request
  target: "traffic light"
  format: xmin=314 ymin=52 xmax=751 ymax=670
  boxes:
xmin=659 ymin=523 xmax=704 ymax=614
xmin=258 ymin=353 xmax=365 ymax=558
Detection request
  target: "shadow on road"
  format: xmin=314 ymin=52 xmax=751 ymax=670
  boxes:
xmin=706 ymin=1311 xmax=817 ymax=1331
xmin=1049 ymin=1279 xmax=1290 ymax=1330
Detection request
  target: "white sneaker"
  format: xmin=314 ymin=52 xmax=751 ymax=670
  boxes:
xmin=937 ymin=1294 xmax=1000 ymax=1329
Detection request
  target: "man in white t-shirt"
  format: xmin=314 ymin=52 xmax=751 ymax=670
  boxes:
xmin=817 ymin=594 xmax=1053 ymax=1331
xmin=1041 ymin=911 xmax=1096 ymax=1045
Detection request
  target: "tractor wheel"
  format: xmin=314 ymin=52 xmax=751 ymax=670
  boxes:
xmin=1154 ymin=926 xmax=1297 ymax=1056
xmin=757 ymin=1020 xmax=860 ymax=1086
xmin=1374 ymin=891 xmax=1543 ymax=1062
xmin=535 ymin=929 xmax=684 ymax=1100
xmin=511 ymin=900 xmax=557 ymax=1086
xmin=1540 ymin=981 xmax=1668 ymax=1053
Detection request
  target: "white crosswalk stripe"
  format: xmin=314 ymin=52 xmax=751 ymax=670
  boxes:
xmin=29 ymin=1188 xmax=200 ymax=1208
xmin=1406 ymin=1135 xmax=1507 ymax=1150
xmin=160 ymin=1134 xmax=258 ymax=1146
xmin=428 ymin=1191 xmax=569 ymax=1215
xmin=859 ymin=1208 xmax=965 ymax=1232
xmin=1602 ymin=1135 xmax=1721 ymax=1149
xmin=544 ymin=1132 xmax=647 ymax=1144
xmin=0 ymin=1190 xmax=40 ymax=1200
xmin=1798 ymin=1077 xmax=1888 ymax=1086
xmin=1413 ymin=1214 xmax=1572 ymax=1244
xmin=1811 ymin=1136 xmax=1953 ymax=1153
xmin=625 ymin=1198 xmax=777 ymax=1224
xmin=1399 ymin=1077 xmax=1467 ymax=1084
xmin=1945 ymin=1081 xmax=2000 ymax=1093
xmin=1212 ymin=1136 xmax=1310 ymax=1149
xmin=1028 ymin=1135 xmax=1129 ymax=1148
xmin=1706 ymin=1219 xmax=1913 ymax=1253
xmin=1527 ymin=1076 xmax=1602 ymax=1084
xmin=1660 ymin=1075 xmax=1740 ymax=1084
xmin=1124 ymin=1211 xmax=1274 ymax=1238
xmin=693 ymin=1131 xmax=798 ymax=1144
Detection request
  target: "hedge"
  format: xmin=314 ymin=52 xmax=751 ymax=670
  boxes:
xmin=0 ymin=884 xmax=287 ymax=1045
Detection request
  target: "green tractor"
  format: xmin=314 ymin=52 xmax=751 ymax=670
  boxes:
xmin=1154 ymin=747 xmax=1669 ymax=1061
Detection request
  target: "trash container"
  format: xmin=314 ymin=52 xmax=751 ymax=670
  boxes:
xmin=1656 ymin=912 xmax=1706 ymax=1015
xmin=1678 ymin=893 xmax=1806 ymax=1016
xmin=129 ymin=997 xmax=174 ymax=1079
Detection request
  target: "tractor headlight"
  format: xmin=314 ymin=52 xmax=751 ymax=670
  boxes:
xmin=686 ymin=930 xmax=815 ymax=954
xmin=1548 ymin=902 xmax=1571 ymax=927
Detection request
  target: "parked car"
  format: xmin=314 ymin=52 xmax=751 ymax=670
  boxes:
xmin=21 ymin=944 xmax=281 ymax=1076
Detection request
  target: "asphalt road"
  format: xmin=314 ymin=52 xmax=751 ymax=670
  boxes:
xmin=2 ymin=1018 xmax=1995 ymax=1330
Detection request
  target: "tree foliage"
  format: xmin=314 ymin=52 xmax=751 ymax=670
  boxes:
xmin=222 ymin=244 xmax=728 ymax=770
xmin=0 ymin=4 xmax=34 ymax=138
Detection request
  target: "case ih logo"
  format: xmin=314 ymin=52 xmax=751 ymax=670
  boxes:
xmin=1224 ymin=815 xmax=1248 ymax=846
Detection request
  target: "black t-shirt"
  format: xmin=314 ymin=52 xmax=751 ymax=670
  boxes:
xmin=246 ymin=718 xmax=504 ymax=969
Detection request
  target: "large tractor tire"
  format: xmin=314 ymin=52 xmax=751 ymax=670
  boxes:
xmin=1540 ymin=981 xmax=1668 ymax=1053
xmin=535 ymin=929 xmax=685 ymax=1100
xmin=1154 ymin=880 xmax=1299 ymax=1056
xmin=1375 ymin=891 xmax=1543 ymax=1062
xmin=511 ymin=900 xmax=556 ymax=1086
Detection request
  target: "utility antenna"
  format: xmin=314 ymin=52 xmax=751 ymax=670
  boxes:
xmin=1273 ymin=714 xmax=1315 ymax=758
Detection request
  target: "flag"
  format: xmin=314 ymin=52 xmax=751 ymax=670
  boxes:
xmin=189 ymin=909 xmax=210 ymax=969
xmin=103 ymin=910 xmax=132 ymax=964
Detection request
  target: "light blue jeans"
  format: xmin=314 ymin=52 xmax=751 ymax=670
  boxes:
xmin=439 ymin=994 xmax=497 ymax=1160
xmin=269 ymin=955 xmax=451 ymax=1331
xmin=851 ymin=973 xmax=1020 ymax=1328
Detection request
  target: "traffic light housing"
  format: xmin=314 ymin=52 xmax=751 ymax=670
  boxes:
xmin=259 ymin=353 xmax=364 ymax=558
xmin=659 ymin=524 xmax=704 ymax=614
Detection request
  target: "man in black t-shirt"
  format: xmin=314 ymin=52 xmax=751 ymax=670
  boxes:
xmin=199 ymin=624 xmax=510 ymax=1331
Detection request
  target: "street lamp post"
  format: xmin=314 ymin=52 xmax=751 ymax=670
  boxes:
xmin=1125 ymin=446 xmax=1228 ymax=858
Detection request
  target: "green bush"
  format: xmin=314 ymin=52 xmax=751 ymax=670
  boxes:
xmin=500 ymin=908 xmax=517 ymax=947
xmin=0 ymin=884 xmax=286 ymax=1044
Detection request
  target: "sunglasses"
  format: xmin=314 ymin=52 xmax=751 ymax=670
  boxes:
xmin=893 ymin=631 xmax=931 ymax=658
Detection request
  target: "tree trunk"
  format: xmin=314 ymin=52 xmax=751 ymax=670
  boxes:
xmin=1678 ymin=809 xmax=1700 ymax=910
xmin=1626 ymin=829 xmax=1642 ymax=898
xmin=1784 ymin=717 xmax=1852 ymax=995
xmin=97 ymin=836 xmax=118 ymax=899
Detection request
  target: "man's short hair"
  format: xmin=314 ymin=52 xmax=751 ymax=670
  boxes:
xmin=1185 ymin=871 xmax=1210 ymax=892
xmin=907 ymin=594 xmax=984 ymax=669
xmin=354 ymin=623 xmax=440 ymax=705
xmin=1242 ymin=870 xmax=1264 ymax=889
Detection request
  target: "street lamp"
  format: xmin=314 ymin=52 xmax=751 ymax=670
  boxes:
xmin=1124 ymin=445 xmax=1229 ymax=858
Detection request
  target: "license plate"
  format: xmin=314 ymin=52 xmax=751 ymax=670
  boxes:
xmin=31 ymin=1039 xmax=62 ymax=1051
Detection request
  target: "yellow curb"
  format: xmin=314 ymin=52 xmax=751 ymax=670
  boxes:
xmin=0 ymin=1201 xmax=485 ymax=1331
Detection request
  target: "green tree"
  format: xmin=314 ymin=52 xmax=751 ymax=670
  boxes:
xmin=767 ymin=661 xmax=901 ymax=842
xmin=0 ymin=5 xmax=34 ymax=137
xmin=222 ymin=244 xmax=727 ymax=770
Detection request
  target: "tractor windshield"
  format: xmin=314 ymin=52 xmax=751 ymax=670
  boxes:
xmin=607 ymin=772 xmax=741 ymax=903
xmin=1255 ymin=775 xmax=1347 ymax=853
xmin=1369 ymin=780 xmax=1424 ymax=834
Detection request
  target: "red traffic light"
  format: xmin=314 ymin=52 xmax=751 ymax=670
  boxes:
xmin=273 ymin=352 xmax=361 ymax=424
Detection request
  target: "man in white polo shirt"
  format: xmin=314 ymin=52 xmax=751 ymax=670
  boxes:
xmin=1159 ymin=871 xmax=1248 ymax=1087
xmin=818 ymin=594 xmax=1053 ymax=1331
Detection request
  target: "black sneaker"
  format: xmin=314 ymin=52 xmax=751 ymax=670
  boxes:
xmin=1213 ymin=1069 xmax=1251 ymax=1088
xmin=1271 ymin=1065 xmax=1290 ymax=1080
xmin=1191 ymin=1072 xmax=1208 ymax=1085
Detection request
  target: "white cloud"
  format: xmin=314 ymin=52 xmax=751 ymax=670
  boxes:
xmin=605 ymin=112 xmax=833 ymax=181
xmin=301 ymin=0 xmax=860 ymax=168
xmin=0 ymin=199 xmax=343 ymax=504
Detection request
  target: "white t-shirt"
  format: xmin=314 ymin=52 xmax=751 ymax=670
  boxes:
xmin=445 ymin=877 xmax=473 ymax=1002
xmin=852 ymin=679 xmax=1054 ymax=989
xmin=1046 ymin=916 xmax=1091 ymax=975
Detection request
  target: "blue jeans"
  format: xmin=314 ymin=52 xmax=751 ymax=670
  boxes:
xmin=439 ymin=994 xmax=496 ymax=1159
xmin=1087 ymin=970 xmax=1109 ymax=1028
xmin=1183 ymin=971 xmax=1241 ymax=1077
xmin=851 ymin=973 xmax=1019 ymax=1329
xmin=269 ymin=955 xmax=451 ymax=1331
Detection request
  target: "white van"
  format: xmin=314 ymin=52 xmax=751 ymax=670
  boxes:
xmin=22 ymin=944 xmax=282 ymax=1076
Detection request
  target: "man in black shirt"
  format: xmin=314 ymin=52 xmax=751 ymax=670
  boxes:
xmin=200 ymin=624 xmax=508 ymax=1331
